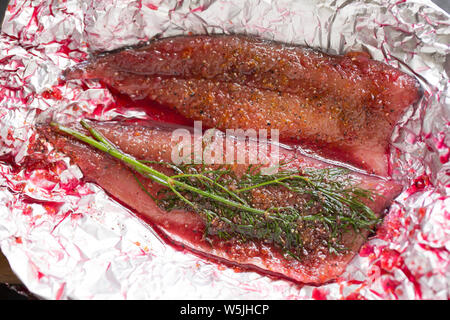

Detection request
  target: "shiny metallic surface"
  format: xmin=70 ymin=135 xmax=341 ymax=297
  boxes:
xmin=0 ymin=0 xmax=448 ymax=299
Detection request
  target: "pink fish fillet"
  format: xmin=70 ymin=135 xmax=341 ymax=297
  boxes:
xmin=64 ymin=35 xmax=421 ymax=176
xmin=35 ymin=120 xmax=402 ymax=284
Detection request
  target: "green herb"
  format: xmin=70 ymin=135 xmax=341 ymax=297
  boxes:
xmin=51 ymin=120 xmax=381 ymax=260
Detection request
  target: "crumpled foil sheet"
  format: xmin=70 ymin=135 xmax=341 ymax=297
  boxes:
xmin=0 ymin=0 xmax=449 ymax=300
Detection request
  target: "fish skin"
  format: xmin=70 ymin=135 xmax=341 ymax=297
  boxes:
xmin=64 ymin=35 xmax=421 ymax=176
xmin=35 ymin=120 xmax=402 ymax=284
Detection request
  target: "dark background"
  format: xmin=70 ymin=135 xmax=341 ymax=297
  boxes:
xmin=434 ymin=0 xmax=450 ymax=12
xmin=0 ymin=0 xmax=448 ymax=300
xmin=1 ymin=0 xmax=7 ymax=25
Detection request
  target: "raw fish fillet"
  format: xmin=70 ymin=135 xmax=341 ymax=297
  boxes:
xmin=35 ymin=120 xmax=402 ymax=284
xmin=64 ymin=35 xmax=421 ymax=176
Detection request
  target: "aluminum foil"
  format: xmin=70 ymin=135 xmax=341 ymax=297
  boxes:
xmin=0 ymin=0 xmax=449 ymax=300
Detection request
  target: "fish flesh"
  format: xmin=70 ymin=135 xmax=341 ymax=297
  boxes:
xmin=35 ymin=120 xmax=402 ymax=284
xmin=64 ymin=35 xmax=421 ymax=176
xmin=36 ymin=120 xmax=402 ymax=284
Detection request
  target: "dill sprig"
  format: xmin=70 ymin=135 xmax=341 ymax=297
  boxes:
xmin=51 ymin=121 xmax=381 ymax=260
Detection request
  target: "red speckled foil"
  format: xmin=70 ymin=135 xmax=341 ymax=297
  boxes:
xmin=0 ymin=0 xmax=448 ymax=299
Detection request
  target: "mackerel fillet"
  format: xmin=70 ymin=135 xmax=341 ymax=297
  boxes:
xmin=36 ymin=120 xmax=402 ymax=284
xmin=65 ymin=35 xmax=421 ymax=176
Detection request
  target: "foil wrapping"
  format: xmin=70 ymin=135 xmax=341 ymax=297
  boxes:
xmin=0 ymin=0 xmax=449 ymax=300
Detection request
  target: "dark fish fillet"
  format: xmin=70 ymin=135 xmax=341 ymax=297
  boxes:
xmin=35 ymin=120 xmax=402 ymax=284
xmin=64 ymin=35 xmax=421 ymax=176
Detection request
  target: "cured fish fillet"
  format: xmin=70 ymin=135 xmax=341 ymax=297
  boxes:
xmin=35 ymin=120 xmax=402 ymax=284
xmin=64 ymin=35 xmax=421 ymax=176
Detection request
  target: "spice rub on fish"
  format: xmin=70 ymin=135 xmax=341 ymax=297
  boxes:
xmin=64 ymin=35 xmax=421 ymax=176
xmin=36 ymin=120 xmax=402 ymax=284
